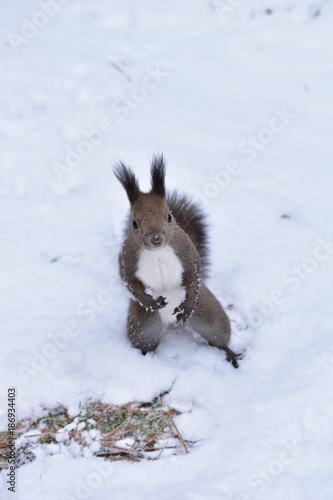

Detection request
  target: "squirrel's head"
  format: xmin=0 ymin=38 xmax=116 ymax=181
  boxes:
xmin=113 ymin=154 xmax=176 ymax=250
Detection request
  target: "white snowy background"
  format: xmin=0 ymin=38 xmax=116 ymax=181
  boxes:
xmin=1 ymin=0 xmax=333 ymax=498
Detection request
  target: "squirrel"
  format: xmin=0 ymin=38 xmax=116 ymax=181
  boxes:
xmin=113 ymin=154 xmax=241 ymax=368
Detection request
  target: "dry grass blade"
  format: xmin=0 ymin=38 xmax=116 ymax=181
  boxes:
xmin=102 ymin=416 xmax=131 ymax=440
xmin=172 ymin=421 xmax=189 ymax=454
xmin=156 ymin=440 xmax=169 ymax=460
xmin=97 ymin=410 xmax=104 ymax=427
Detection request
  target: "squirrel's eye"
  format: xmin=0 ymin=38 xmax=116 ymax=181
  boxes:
xmin=132 ymin=220 xmax=138 ymax=229
xmin=168 ymin=213 xmax=172 ymax=223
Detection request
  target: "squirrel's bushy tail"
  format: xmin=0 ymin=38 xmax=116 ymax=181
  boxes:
xmin=167 ymin=192 xmax=209 ymax=274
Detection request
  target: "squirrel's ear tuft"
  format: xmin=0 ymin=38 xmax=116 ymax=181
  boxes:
xmin=113 ymin=161 xmax=140 ymax=205
xmin=150 ymin=154 xmax=166 ymax=198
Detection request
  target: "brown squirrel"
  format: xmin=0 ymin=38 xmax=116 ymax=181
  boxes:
xmin=113 ymin=155 xmax=240 ymax=367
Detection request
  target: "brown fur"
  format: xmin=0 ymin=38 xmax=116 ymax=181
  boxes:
xmin=113 ymin=155 xmax=240 ymax=367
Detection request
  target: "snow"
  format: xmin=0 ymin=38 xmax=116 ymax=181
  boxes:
xmin=1 ymin=0 xmax=333 ymax=498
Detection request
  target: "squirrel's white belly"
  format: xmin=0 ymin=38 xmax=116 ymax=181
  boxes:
xmin=136 ymin=246 xmax=184 ymax=325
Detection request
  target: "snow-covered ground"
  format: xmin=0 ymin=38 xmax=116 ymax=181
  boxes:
xmin=1 ymin=0 xmax=333 ymax=498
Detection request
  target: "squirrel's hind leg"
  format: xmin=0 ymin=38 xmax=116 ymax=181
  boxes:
xmin=127 ymin=299 xmax=165 ymax=354
xmin=190 ymin=285 xmax=241 ymax=368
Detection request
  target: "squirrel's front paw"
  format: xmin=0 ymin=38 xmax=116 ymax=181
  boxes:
xmin=151 ymin=296 xmax=168 ymax=311
xmin=172 ymin=304 xmax=193 ymax=324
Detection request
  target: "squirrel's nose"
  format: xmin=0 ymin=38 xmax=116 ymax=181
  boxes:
xmin=150 ymin=233 xmax=164 ymax=247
